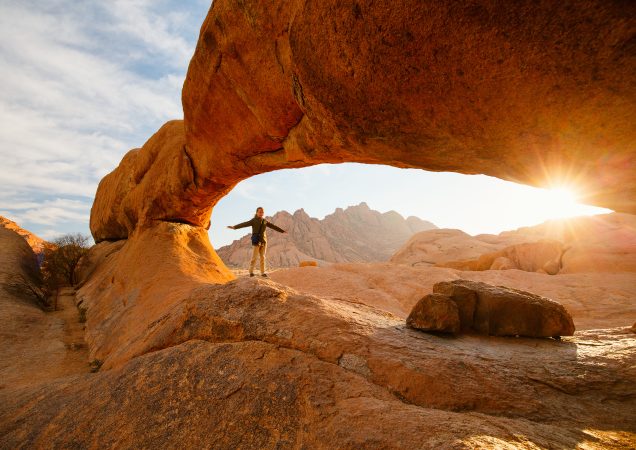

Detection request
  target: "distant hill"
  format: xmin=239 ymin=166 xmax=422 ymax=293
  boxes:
xmin=0 ymin=216 xmax=49 ymax=256
xmin=390 ymin=213 xmax=636 ymax=274
xmin=217 ymin=202 xmax=437 ymax=268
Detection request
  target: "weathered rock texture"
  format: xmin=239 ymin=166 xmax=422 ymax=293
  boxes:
xmin=393 ymin=213 xmax=636 ymax=274
xmin=0 ymin=227 xmax=42 ymax=310
xmin=411 ymin=280 xmax=576 ymax=337
xmin=218 ymin=203 xmax=436 ymax=268
xmin=2 ymin=220 xmax=635 ymax=447
xmin=406 ymin=293 xmax=461 ymax=334
xmin=4 ymin=331 xmax=635 ymax=449
xmin=390 ymin=228 xmax=525 ymax=267
xmin=506 ymin=213 xmax=636 ymax=274
xmin=4 ymin=274 xmax=635 ymax=448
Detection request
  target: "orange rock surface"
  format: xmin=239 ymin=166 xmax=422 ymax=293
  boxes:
xmin=437 ymin=240 xmax=565 ymax=273
xmin=6 ymin=275 xmax=635 ymax=448
xmin=88 ymin=0 xmax=635 ymax=287
xmin=4 ymin=333 xmax=634 ymax=449
xmin=430 ymin=280 xmax=575 ymax=337
xmin=2 ymin=224 xmax=635 ymax=447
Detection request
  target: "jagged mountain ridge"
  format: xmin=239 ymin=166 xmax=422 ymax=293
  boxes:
xmin=217 ymin=202 xmax=437 ymax=268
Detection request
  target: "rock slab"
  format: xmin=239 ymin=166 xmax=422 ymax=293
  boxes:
xmin=408 ymin=280 xmax=575 ymax=337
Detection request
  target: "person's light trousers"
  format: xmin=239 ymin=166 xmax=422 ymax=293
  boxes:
xmin=250 ymin=243 xmax=266 ymax=274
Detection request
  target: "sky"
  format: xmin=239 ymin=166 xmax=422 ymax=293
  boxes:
xmin=0 ymin=1 xmax=610 ymax=248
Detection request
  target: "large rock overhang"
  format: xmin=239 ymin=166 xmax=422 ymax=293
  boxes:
xmin=90 ymin=0 xmax=635 ymax=244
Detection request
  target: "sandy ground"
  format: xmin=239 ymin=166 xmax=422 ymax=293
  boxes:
xmin=0 ymin=287 xmax=89 ymax=390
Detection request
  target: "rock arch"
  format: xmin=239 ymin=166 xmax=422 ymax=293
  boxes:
xmin=89 ymin=0 xmax=635 ymax=284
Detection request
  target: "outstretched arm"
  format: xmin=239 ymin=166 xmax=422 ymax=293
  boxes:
xmin=228 ymin=219 xmax=253 ymax=230
xmin=267 ymin=222 xmax=286 ymax=233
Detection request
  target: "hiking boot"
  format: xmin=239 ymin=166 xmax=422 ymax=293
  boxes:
xmin=249 ymin=273 xmax=255 ymax=277
xmin=261 ymin=273 xmax=269 ymax=278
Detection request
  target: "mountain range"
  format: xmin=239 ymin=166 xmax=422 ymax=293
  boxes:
xmin=217 ymin=202 xmax=437 ymax=268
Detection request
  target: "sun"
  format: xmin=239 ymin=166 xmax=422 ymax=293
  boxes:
xmin=522 ymin=184 xmax=609 ymax=222
xmin=547 ymin=187 xmax=578 ymax=205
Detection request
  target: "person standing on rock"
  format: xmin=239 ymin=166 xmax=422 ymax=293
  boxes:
xmin=227 ymin=207 xmax=286 ymax=277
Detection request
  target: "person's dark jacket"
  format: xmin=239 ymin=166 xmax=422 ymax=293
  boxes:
xmin=232 ymin=215 xmax=285 ymax=244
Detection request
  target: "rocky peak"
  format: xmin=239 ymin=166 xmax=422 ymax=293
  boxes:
xmin=217 ymin=204 xmax=437 ymax=268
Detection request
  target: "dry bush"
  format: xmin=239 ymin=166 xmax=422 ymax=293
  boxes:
xmin=41 ymin=234 xmax=90 ymax=299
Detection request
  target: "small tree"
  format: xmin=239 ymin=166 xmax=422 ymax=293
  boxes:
xmin=41 ymin=233 xmax=90 ymax=308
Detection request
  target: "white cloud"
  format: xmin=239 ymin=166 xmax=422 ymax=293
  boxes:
xmin=1 ymin=198 xmax=90 ymax=226
xmin=0 ymin=0 xmax=209 ymax=237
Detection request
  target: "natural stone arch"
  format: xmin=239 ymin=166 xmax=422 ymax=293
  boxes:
xmin=90 ymin=0 xmax=635 ymax=283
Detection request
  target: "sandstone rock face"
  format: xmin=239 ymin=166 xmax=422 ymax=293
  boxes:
xmin=75 ymin=222 xmax=233 ymax=367
xmin=429 ymin=280 xmax=575 ymax=337
xmin=74 ymin=240 xmax=126 ymax=288
xmin=4 ymin=329 xmax=635 ymax=449
xmin=0 ymin=227 xmax=42 ymax=309
xmin=503 ymin=213 xmax=636 ymax=273
xmin=218 ymin=203 xmax=436 ymax=268
xmin=3 ymin=221 xmax=635 ymax=447
xmin=406 ymin=293 xmax=460 ymax=334
xmin=490 ymin=256 xmax=516 ymax=270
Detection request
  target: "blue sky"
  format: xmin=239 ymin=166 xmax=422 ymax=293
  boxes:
xmin=0 ymin=1 xmax=609 ymax=247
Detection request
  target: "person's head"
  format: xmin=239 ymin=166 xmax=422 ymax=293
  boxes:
xmin=255 ymin=206 xmax=264 ymax=218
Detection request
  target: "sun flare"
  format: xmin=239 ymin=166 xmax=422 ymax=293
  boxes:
xmin=520 ymin=185 xmax=609 ymax=223
xmin=547 ymin=187 xmax=578 ymax=205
